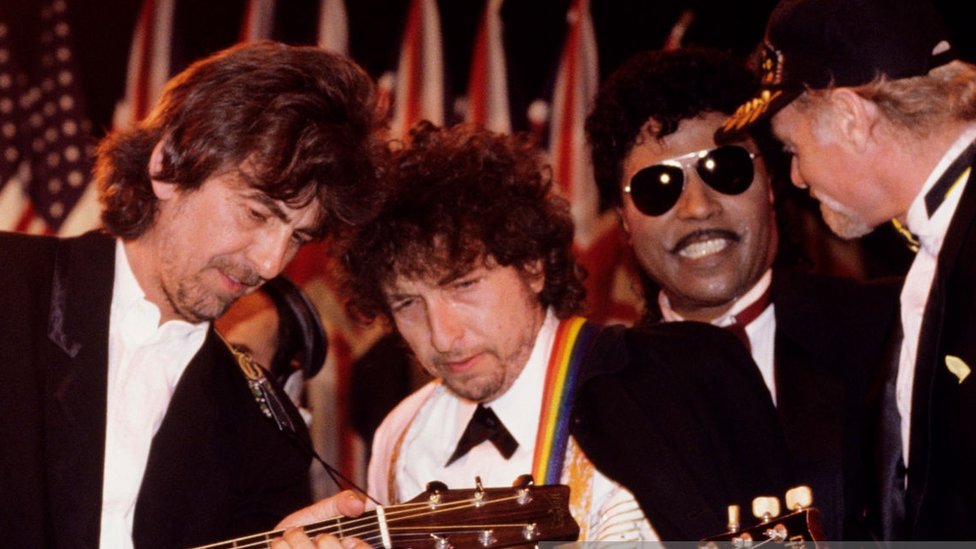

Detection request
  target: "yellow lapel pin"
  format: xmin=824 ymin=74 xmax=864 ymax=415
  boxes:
xmin=945 ymin=355 xmax=971 ymax=384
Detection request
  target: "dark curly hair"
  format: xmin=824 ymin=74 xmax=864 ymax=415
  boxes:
xmin=585 ymin=48 xmax=763 ymax=211
xmin=96 ymin=41 xmax=386 ymax=240
xmin=340 ymin=121 xmax=586 ymax=323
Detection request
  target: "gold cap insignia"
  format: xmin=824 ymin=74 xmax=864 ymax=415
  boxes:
xmin=722 ymin=89 xmax=783 ymax=133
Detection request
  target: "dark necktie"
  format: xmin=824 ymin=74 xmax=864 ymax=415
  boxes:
xmin=446 ymin=404 xmax=519 ymax=466
xmin=724 ymin=285 xmax=772 ymax=353
xmin=875 ymin=322 xmax=907 ymax=540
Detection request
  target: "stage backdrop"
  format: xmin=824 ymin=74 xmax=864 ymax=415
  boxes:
xmin=4 ymin=0 xmax=963 ymax=496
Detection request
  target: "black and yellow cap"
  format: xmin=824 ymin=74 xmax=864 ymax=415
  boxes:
xmin=716 ymin=0 xmax=956 ymax=144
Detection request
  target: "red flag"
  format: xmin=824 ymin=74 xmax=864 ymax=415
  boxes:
xmin=113 ymin=0 xmax=175 ymax=130
xmin=465 ymin=0 xmax=510 ymax=133
xmin=390 ymin=0 xmax=444 ymax=138
xmin=240 ymin=0 xmax=277 ymax=43
xmin=548 ymin=0 xmax=641 ymax=324
xmin=317 ymin=0 xmax=349 ymax=56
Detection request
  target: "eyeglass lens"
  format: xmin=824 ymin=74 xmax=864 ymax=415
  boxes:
xmin=627 ymin=145 xmax=755 ymax=216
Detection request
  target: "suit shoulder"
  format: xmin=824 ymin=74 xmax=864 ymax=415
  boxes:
xmin=583 ymin=321 xmax=754 ymax=382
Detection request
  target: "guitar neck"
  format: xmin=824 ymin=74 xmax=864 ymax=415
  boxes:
xmin=189 ymin=483 xmax=579 ymax=549
xmin=194 ymin=512 xmax=378 ymax=549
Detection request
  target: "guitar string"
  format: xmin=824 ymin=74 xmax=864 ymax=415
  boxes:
xmin=203 ymin=493 xmax=533 ymax=548
xmin=303 ymin=495 xmax=527 ymax=538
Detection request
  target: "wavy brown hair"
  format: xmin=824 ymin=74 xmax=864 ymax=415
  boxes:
xmin=340 ymin=121 xmax=586 ymax=323
xmin=96 ymin=41 xmax=386 ymax=240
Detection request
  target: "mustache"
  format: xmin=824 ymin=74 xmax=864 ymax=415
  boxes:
xmin=671 ymin=228 xmax=740 ymax=254
xmin=432 ymin=352 xmax=473 ymax=369
xmin=212 ymin=258 xmax=263 ymax=288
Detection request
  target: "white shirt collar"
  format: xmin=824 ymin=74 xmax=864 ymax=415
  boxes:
xmin=905 ymin=124 xmax=976 ymax=254
xmin=111 ymin=239 xmax=208 ymax=352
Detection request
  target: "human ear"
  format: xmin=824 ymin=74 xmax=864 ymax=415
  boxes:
xmin=523 ymin=259 xmax=546 ymax=294
xmin=148 ymin=139 xmax=178 ymax=200
xmin=830 ymin=88 xmax=879 ymax=153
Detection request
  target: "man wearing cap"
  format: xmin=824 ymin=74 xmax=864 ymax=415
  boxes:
xmin=717 ymin=0 xmax=976 ymax=540
xmin=586 ymin=47 xmax=899 ymax=540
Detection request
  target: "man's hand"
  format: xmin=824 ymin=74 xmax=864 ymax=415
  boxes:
xmin=271 ymin=490 xmax=370 ymax=549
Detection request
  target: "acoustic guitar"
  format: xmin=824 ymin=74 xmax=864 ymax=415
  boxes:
xmin=190 ymin=476 xmax=580 ymax=549
xmin=699 ymin=486 xmax=824 ymax=549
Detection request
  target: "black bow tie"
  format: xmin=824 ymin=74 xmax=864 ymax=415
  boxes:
xmin=445 ymin=404 xmax=519 ymax=466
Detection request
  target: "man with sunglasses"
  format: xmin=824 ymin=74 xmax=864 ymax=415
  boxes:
xmin=715 ymin=0 xmax=976 ymax=540
xmin=586 ymin=48 xmax=898 ymax=539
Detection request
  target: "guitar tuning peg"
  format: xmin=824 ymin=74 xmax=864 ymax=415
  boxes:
xmin=426 ymin=480 xmax=449 ymax=506
xmin=752 ymin=496 xmax=780 ymax=521
xmin=785 ymin=485 xmax=813 ymax=510
xmin=512 ymin=474 xmax=535 ymax=488
xmin=473 ymin=476 xmax=486 ymax=507
xmin=727 ymin=504 xmax=741 ymax=533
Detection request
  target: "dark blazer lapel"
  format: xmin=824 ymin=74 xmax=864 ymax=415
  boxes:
xmin=134 ymin=333 xmax=225 ymax=548
xmin=906 ymin=157 xmax=976 ymax=530
xmin=42 ymin=231 xmax=116 ymax=548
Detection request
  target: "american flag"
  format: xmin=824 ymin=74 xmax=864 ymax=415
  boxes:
xmin=0 ymin=21 xmax=27 ymax=196
xmin=0 ymin=0 xmax=98 ymax=235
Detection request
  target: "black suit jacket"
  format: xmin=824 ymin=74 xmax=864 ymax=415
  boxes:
xmin=899 ymin=152 xmax=976 ymax=539
xmin=607 ymin=269 xmax=898 ymax=540
xmin=0 ymin=231 xmax=312 ymax=548
xmin=770 ymin=268 xmax=899 ymax=540
xmin=571 ymin=321 xmax=796 ymax=541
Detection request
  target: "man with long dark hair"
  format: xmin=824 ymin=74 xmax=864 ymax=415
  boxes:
xmin=0 ymin=41 xmax=384 ymax=548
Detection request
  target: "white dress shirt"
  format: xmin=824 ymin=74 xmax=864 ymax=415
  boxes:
xmin=367 ymin=309 xmax=658 ymax=541
xmin=897 ymin=125 xmax=976 ymax=467
xmin=99 ymin=240 xmax=208 ymax=548
xmin=660 ymin=269 xmax=777 ymax=404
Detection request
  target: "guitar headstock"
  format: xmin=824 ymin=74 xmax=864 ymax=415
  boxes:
xmin=699 ymin=486 xmax=825 ymax=549
xmin=189 ymin=476 xmax=579 ymax=549
xmin=382 ymin=475 xmax=580 ymax=549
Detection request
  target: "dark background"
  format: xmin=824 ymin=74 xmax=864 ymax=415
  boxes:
xmin=3 ymin=0 xmax=973 ymax=276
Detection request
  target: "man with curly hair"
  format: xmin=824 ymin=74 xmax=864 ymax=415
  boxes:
xmin=585 ymin=48 xmax=898 ymax=539
xmin=341 ymin=121 xmax=799 ymax=541
xmin=0 ymin=42 xmax=384 ymax=548
xmin=717 ymin=0 xmax=976 ymax=540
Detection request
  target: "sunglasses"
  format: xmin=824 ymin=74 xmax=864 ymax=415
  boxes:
xmin=624 ymin=144 xmax=758 ymax=216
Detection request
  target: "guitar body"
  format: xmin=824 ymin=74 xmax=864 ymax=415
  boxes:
xmin=191 ymin=480 xmax=580 ymax=549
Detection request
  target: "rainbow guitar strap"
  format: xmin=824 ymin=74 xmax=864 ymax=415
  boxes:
xmin=531 ymin=316 xmax=601 ymax=485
